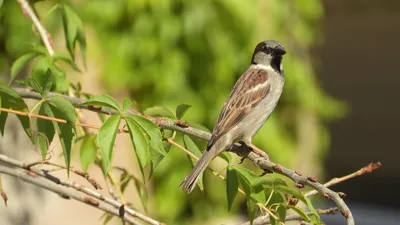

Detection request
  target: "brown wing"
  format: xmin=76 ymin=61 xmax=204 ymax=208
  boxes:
xmin=207 ymin=69 xmax=271 ymax=149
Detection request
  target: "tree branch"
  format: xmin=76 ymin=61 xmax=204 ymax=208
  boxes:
xmin=13 ymin=88 xmax=356 ymax=224
xmin=305 ymin=162 xmax=381 ymax=197
xmin=0 ymin=165 xmax=143 ymax=224
xmin=243 ymin=207 xmax=339 ymax=225
xmin=0 ymin=154 xmax=163 ymax=225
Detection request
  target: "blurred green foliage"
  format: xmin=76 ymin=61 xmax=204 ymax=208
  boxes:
xmin=0 ymin=0 xmax=345 ymax=224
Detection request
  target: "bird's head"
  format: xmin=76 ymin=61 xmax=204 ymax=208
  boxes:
xmin=251 ymin=40 xmax=286 ymax=74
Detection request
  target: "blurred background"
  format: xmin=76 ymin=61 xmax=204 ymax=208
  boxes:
xmin=0 ymin=0 xmax=399 ymax=224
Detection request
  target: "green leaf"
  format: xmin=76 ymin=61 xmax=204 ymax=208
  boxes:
xmin=0 ymin=81 xmax=32 ymax=140
xmin=276 ymin=204 xmax=287 ymax=222
xmin=119 ymin=171 xmax=131 ymax=193
xmin=37 ymin=103 xmax=55 ymax=159
xmin=97 ymin=115 xmax=121 ymax=173
xmin=144 ymin=106 xmax=175 ymax=118
xmin=28 ymin=78 xmax=42 ymax=93
xmin=10 ymin=52 xmax=39 ymax=84
xmin=47 ymin=96 xmax=76 ymax=123
xmin=175 ymin=104 xmax=191 ymax=120
xmin=41 ymin=70 xmax=53 ymax=96
xmin=46 ymin=97 xmax=76 ymax=172
xmin=183 ymin=135 xmax=204 ymax=190
xmin=79 ymin=94 xmax=121 ymax=112
xmin=80 ymin=134 xmax=97 ymax=172
xmin=129 ymin=115 xmax=166 ymax=156
xmin=0 ymin=98 xmax=7 ymax=136
xmin=122 ymin=98 xmax=133 ymax=112
xmin=134 ymin=179 xmax=148 ymax=212
xmin=246 ymin=196 xmax=258 ymax=225
xmin=287 ymin=205 xmax=311 ymax=222
xmin=226 ymin=166 xmax=238 ymax=211
xmin=124 ymin=116 xmax=150 ymax=169
xmin=60 ymin=5 xmax=87 ymax=67
xmin=102 ymin=213 xmax=113 ymax=225
xmin=233 ymin=166 xmax=263 ymax=188
xmin=52 ymin=52 xmax=81 ymax=72
xmin=220 ymin=152 xmax=232 ymax=164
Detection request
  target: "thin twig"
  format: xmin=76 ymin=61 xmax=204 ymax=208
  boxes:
xmin=305 ymin=162 xmax=381 ymax=197
xmin=0 ymin=165 xmax=142 ymax=224
xmin=0 ymin=154 xmax=163 ymax=225
xmin=0 ymin=107 xmax=128 ymax=133
xmin=16 ymin=0 xmax=54 ymax=55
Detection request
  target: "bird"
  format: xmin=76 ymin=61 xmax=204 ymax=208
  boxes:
xmin=181 ymin=40 xmax=286 ymax=193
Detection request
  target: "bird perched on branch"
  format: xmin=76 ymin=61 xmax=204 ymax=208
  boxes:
xmin=181 ymin=40 xmax=286 ymax=193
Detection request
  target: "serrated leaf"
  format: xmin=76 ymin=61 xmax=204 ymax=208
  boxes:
xmin=233 ymin=166 xmax=263 ymax=188
xmin=47 ymin=96 xmax=76 ymax=123
xmin=129 ymin=115 xmax=166 ymax=156
xmin=176 ymin=104 xmax=191 ymax=120
xmin=60 ymin=5 xmax=86 ymax=67
xmin=287 ymin=205 xmax=311 ymax=222
xmin=97 ymin=115 xmax=121 ymax=173
xmin=52 ymin=52 xmax=81 ymax=72
xmin=46 ymin=97 xmax=76 ymax=172
xmin=80 ymin=134 xmax=97 ymax=172
xmin=183 ymin=135 xmax=204 ymax=190
xmin=220 ymin=152 xmax=232 ymax=164
xmin=0 ymin=81 xmax=32 ymax=140
xmin=122 ymin=98 xmax=133 ymax=112
xmin=226 ymin=166 xmax=238 ymax=211
xmin=79 ymin=94 xmax=121 ymax=112
xmin=10 ymin=52 xmax=39 ymax=84
xmin=144 ymin=106 xmax=175 ymax=118
xmin=37 ymin=103 xmax=55 ymax=159
xmin=125 ymin=116 xmax=150 ymax=169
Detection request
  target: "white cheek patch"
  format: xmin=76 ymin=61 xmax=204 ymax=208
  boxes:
xmin=280 ymin=64 xmax=284 ymax=73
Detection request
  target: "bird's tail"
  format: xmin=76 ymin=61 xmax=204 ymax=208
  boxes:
xmin=180 ymin=148 xmax=215 ymax=193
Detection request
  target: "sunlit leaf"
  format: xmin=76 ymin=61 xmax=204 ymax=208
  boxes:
xmin=287 ymin=205 xmax=310 ymax=222
xmin=220 ymin=152 xmax=232 ymax=164
xmin=60 ymin=5 xmax=86 ymax=67
xmin=37 ymin=103 xmax=55 ymax=159
xmin=10 ymin=52 xmax=39 ymax=84
xmin=122 ymin=98 xmax=133 ymax=112
xmin=0 ymin=81 xmax=32 ymax=140
xmin=52 ymin=52 xmax=81 ymax=72
xmin=175 ymin=104 xmax=191 ymax=119
xmin=79 ymin=94 xmax=121 ymax=112
xmin=80 ymin=134 xmax=97 ymax=172
xmin=144 ymin=106 xmax=175 ymax=118
xmin=124 ymin=116 xmax=150 ymax=169
xmin=97 ymin=115 xmax=121 ymax=173
xmin=46 ymin=96 xmax=77 ymax=172
xmin=226 ymin=166 xmax=238 ymax=211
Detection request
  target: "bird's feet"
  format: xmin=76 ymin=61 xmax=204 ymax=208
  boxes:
xmin=239 ymin=141 xmax=270 ymax=161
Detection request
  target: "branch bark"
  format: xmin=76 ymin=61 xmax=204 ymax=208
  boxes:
xmin=14 ymin=88 xmax=354 ymax=225
xmin=0 ymin=165 xmax=142 ymax=224
xmin=0 ymin=154 xmax=162 ymax=225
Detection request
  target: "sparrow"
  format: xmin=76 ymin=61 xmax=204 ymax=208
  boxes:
xmin=181 ymin=40 xmax=286 ymax=193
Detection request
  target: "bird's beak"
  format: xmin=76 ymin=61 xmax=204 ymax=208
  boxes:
xmin=274 ymin=46 xmax=286 ymax=56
